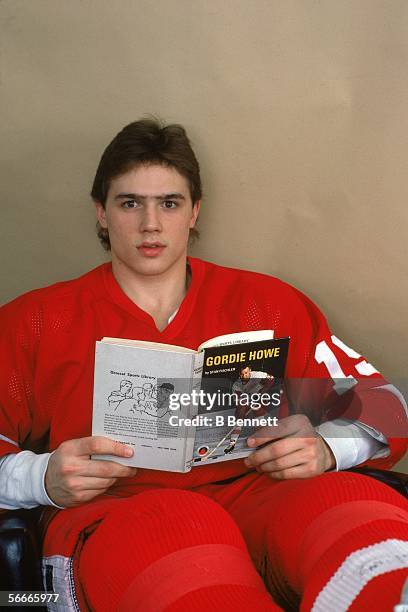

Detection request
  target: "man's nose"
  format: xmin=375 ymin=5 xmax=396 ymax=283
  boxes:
xmin=139 ymin=204 xmax=162 ymax=232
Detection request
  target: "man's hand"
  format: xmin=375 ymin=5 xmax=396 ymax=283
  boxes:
xmin=244 ymin=415 xmax=336 ymax=479
xmin=45 ymin=436 xmax=137 ymax=508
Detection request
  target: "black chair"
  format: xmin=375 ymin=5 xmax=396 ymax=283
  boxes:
xmin=0 ymin=507 xmax=46 ymax=611
xmin=349 ymin=467 xmax=408 ymax=497
xmin=0 ymin=468 xmax=406 ymax=600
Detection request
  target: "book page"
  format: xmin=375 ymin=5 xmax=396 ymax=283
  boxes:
xmin=101 ymin=337 xmax=196 ymax=354
xmin=92 ymin=342 xmax=195 ymax=472
xmin=198 ymin=329 xmax=273 ymax=351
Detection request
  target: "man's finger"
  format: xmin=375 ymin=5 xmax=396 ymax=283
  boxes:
xmin=68 ymin=476 xmax=118 ymax=490
xmin=264 ymin=464 xmax=318 ymax=480
xmin=245 ymin=437 xmax=304 ymax=467
xmin=247 ymin=426 xmax=284 ymax=448
xmin=247 ymin=422 xmax=298 ymax=448
xmin=247 ymin=415 xmax=315 ymax=447
xmin=251 ymin=449 xmax=308 ymax=473
xmin=80 ymin=460 xmax=137 ymax=479
xmin=76 ymin=436 xmax=134 ymax=458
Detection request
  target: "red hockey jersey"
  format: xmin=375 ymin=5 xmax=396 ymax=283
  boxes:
xmin=0 ymin=258 xmax=406 ymax=495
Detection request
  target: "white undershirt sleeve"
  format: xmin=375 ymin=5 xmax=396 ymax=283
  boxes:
xmin=316 ymin=419 xmax=389 ymax=471
xmin=0 ymin=451 xmax=64 ymax=510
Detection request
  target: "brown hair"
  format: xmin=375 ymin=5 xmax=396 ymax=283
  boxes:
xmin=91 ymin=118 xmax=202 ymax=250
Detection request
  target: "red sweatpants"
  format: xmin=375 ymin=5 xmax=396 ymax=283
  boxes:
xmin=42 ymin=472 xmax=408 ymax=611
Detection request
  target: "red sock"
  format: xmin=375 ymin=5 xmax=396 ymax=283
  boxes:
xmin=265 ymin=473 xmax=408 ymax=611
xmin=349 ymin=568 xmax=407 ymax=611
xmin=167 ymin=585 xmax=281 ymax=612
xmin=78 ymin=489 xmax=281 ymax=611
xmin=301 ymin=518 xmax=408 ymax=611
xmin=224 ymin=472 xmax=408 ymax=610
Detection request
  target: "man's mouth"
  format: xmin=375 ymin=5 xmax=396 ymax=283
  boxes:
xmin=137 ymin=242 xmax=166 ymax=257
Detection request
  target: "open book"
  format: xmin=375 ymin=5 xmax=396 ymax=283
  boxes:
xmin=92 ymin=330 xmax=289 ymax=472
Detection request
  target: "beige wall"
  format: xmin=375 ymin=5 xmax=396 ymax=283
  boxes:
xmin=1 ymin=0 xmax=407 ymax=470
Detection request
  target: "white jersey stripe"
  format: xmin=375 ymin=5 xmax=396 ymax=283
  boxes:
xmin=312 ymin=539 xmax=408 ymax=612
xmin=355 ymin=360 xmax=379 ymax=376
xmin=0 ymin=433 xmax=19 ymax=447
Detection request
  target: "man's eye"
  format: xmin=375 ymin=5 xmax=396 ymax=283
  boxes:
xmin=122 ymin=200 xmax=139 ymax=209
xmin=162 ymin=200 xmax=177 ymax=209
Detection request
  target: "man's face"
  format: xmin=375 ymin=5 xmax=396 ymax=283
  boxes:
xmin=121 ymin=382 xmax=132 ymax=395
xmin=95 ymin=164 xmax=200 ymax=280
xmin=158 ymin=386 xmax=172 ymax=405
xmin=240 ymin=367 xmax=251 ymax=382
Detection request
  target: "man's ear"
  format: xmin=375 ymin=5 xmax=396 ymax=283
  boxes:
xmin=190 ymin=201 xmax=201 ymax=228
xmin=94 ymin=201 xmax=108 ymax=228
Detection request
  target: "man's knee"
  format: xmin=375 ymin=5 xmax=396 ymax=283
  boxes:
xmin=118 ymin=488 xmax=246 ymax=543
xmin=77 ymin=489 xmax=257 ymax=610
xmin=79 ymin=489 xmax=246 ymax=575
xmin=258 ymin=473 xmax=408 ymax=579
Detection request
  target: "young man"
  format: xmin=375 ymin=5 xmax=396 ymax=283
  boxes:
xmin=231 ymin=363 xmax=274 ymax=396
xmin=0 ymin=119 xmax=407 ymax=611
